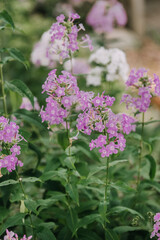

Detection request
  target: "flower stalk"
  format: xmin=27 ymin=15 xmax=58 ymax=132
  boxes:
xmin=137 ymin=112 xmax=145 ymax=188
xmin=0 ymin=64 xmax=7 ymax=117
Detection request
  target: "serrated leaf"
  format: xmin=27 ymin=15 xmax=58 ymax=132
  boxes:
xmin=5 ymin=80 xmax=34 ymax=107
xmin=109 ymin=206 xmax=144 ymax=219
xmin=14 ymin=109 xmax=47 ymax=130
xmin=0 ymin=213 xmax=25 ymax=235
xmin=0 ymin=179 xmax=18 ymax=187
xmin=0 ymin=10 xmax=15 ymax=29
xmin=145 ymin=154 xmax=156 ymax=180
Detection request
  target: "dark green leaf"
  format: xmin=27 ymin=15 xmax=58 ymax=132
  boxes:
xmin=57 ymin=131 xmax=69 ymax=150
xmin=114 ymin=226 xmax=147 ymax=233
xmin=78 ymin=214 xmax=102 ymax=229
xmin=66 ymin=183 xmax=79 ymax=205
xmin=105 ymin=228 xmax=119 ymax=240
xmin=0 ymin=213 xmax=25 ymax=235
xmin=145 ymin=154 xmax=156 ymax=180
xmin=109 ymin=206 xmax=144 ymax=219
xmin=24 ymin=199 xmax=38 ymax=214
xmin=37 ymin=228 xmax=56 ymax=240
xmin=7 ymin=48 xmax=28 ymax=68
xmin=5 ymin=80 xmax=34 ymax=107
xmin=0 ymin=10 xmax=15 ymax=29
xmin=110 ymin=181 xmax=135 ymax=193
xmin=66 ymin=208 xmax=78 ymax=234
xmin=14 ymin=109 xmax=47 ymax=130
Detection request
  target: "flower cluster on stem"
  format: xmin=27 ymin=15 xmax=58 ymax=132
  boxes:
xmin=150 ymin=213 xmax=160 ymax=239
xmin=121 ymin=68 xmax=160 ymax=113
xmin=49 ymin=13 xmax=93 ymax=62
xmin=0 ymin=116 xmax=24 ymax=172
xmin=40 ymin=69 xmax=80 ymax=127
xmin=4 ymin=229 xmax=32 ymax=240
xmin=77 ymin=92 xmax=136 ymax=157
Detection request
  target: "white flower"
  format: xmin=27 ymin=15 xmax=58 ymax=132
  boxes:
xmin=86 ymin=67 xmax=103 ymax=86
xmin=89 ymin=47 xmax=129 ymax=83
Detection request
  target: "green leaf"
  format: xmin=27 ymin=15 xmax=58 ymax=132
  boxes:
xmin=114 ymin=226 xmax=147 ymax=234
xmin=110 ymin=181 xmax=135 ymax=193
xmin=0 ymin=213 xmax=25 ymax=235
xmin=0 ymin=10 xmax=15 ymax=29
xmin=57 ymin=131 xmax=69 ymax=150
xmin=74 ymin=140 xmax=99 ymax=161
xmin=140 ymin=179 xmax=160 ymax=193
xmin=9 ymin=91 xmax=22 ymax=111
xmin=145 ymin=154 xmax=156 ymax=180
xmin=5 ymin=80 xmax=34 ymax=107
xmin=24 ymin=199 xmax=38 ymax=214
xmin=109 ymin=206 xmax=144 ymax=219
xmin=109 ymin=159 xmax=128 ymax=167
xmin=66 ymin=183 xmax=79 ymax=205
xmin=77 ymin=214 xmax=102 ymax=229
xmin=78 ymin=229 xmax=102 ymax=240
xmin=64 ymin=156 xmax=76 ymax=169
xmin=7 ymin=48 xmax=29 ymax=68
xmin=14 ymin=109 xmax=47 ymax=130
xmin=40 ymin=169 xmax=68 ymax=182
xmin=66 ymin=208 xmax=78 ymax=235
xmin=22 ymin=177 xmax=42 ymax=183
xmin=105 ymin=228 xmax=119 ymax=240
xmin=0 ymin=179 xmax=18 ymax=187
xmin=37 ymin=228 xmax=56 ymax=240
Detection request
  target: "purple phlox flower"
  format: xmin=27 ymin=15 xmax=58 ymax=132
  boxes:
xmin=86 ymin=0 xmax=127 ymax=34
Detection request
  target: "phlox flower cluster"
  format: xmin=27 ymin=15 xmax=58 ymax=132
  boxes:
xmin=4 ymin=229 xmax=32 ymax=240
xmin=150 ymin=213 xmax=160 ymax=239
xmin=20 ymin=97 xmax=40 ymax=111
xmin=0 ymin=116 xmax=23 ymax=172
xmin=40 ymin=69 xmax=79 ymax=126
xmin=49 ymin=13 xmax=93 ymax=61
xmin=86 ymin=0 xmax=127 ymax=33
xmin=87 ymin=47 xmax=129 ymax=86
xmin=121 ymin=68 xmax=160 ymax=113
xmin=77 ymin=92 xmax=136 ymax=158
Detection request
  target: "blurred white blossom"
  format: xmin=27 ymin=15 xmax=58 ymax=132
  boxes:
xmin=87 ymin=47 xmax=129 ymax=86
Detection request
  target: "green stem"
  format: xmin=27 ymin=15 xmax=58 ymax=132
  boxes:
xmin=15 ymin=170 xmax=36 ymax=240
xmin=69 ymin=51 xmax=73 ymax=75
xmin=0 ymin=64 xmax=7 ymax=117
xmin=137 ymin=112 xmax=145 ymax=188
xmin=105 ymin=157 xmax=109 ymax=202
